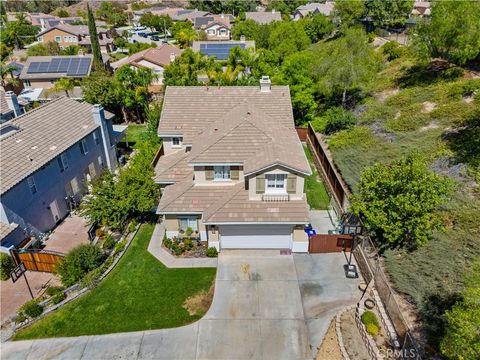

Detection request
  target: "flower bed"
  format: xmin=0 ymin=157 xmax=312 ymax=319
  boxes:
xmin=163 ymin=236 xmax=218 ymax=258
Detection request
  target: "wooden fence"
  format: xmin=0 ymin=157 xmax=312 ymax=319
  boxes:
xmin=308 ymin=234 xmax=352 ymax=253
xmin=295 ymin=127 xmax=308 ymax=142
xmin=10 ymin=249 xmax=64 ymax=273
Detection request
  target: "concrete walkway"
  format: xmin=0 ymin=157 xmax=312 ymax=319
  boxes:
xmin=309 ymin=210 xmax=338 ymax=234
xmin=147 ymin=223 xmax=217 ymax=268
xmin=1 ymin=252 xmax=360 ymax=360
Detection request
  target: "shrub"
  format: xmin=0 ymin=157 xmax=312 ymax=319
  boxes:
xmin=185 ymin=227 xmax=193 ymax=237
xmin=171 ymin=243 xmax=184 ymax=256
xmin=163 ymin=237 xmax=172 ymax=249
xmin=128 ymin=219 xmax=137 ymax=233
xmin=0 ymin=253 xmax=14 ymax=280
xmin=55 ymin=244 xmax=105 ymax=287
xmin=14 ymin=313 xmax=27 ymax=323
xmin=183 ymin=239 xmax=195 ymax=251
xmin=206 ymin=247 xmax=218 ymax=257
xmin=365 ymin=323 xmax=380 ymax=337
xmin=381 ymin=41 xmax=405 ymax=61
xmin=95 ymin=228 xmax=105 ymax=238
xmin=45 ymin=285 xmax=64 ymax=297
xmin=19 ymin=299 xmax=43 ymax=318
xmin=322 ymin=107 xmax=356 ymax=135
xmin=361 ymin=310 xmax=380 ymax=327
xmin=51 ymin=292 xmax=66 ymax=305
xmin=114 ymin=239 xmax=126 ymax=253
xmin=102 ymin=234 xmax=116 ymax=251
xmin=80 ymin=267 xmax=103 ymax=288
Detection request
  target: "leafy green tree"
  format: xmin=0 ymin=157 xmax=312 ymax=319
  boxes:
xmin=87 ymin=4 xmax=103 ymax=70
xmin=232 ymin=20 xmax=270 ymax=49
xmin=189 ymin=0 xmax=257 ymax=14
xmin=364 ymin=0 xmax=413 ymax=28
xmin=313 ymin=107 xmax=356 ymax=134
xmin=301 ymin=14 xmax=334 ymax=43
xmin=333 ymin=0 xmax=366 ymax=29
xmin=440 ymin=260 xmax=480 ymax=360
xmin=139 ymin=13 xmax=172 ymax=33
xmin=312 ymin=27 xmax=380 ymax=107
xmin=47 ymin=78 xmax=79 ymax=97
xmin=268 ymin=21 xmax=311 ymax=61
xmin=96 ymin=1 xmax=128 ymax=26
xmin=27 ymin=42 xmax=61 ymax=56
xmin=171 ymin=21 xmax=197 ymax=48
xmin=82 ymin=71 xmax=121 ymax=115
xmin=164 ymin=48 xmax=219 ymax=86
xmin=145 ymin=102 xmax=162 ymax=143
xmin=0 ymin=13 xmax=39 ymax=49
xmin=351 ymin=153 xmax=453 ymax=249
xmin=412 ymin=1 xmax=480 ymax=65
xmin=0 ymin=61 xmax=20 ymax=87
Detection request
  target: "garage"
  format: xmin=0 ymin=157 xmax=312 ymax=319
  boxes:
xmin=219 ymin=225 xmax=293 ymax=249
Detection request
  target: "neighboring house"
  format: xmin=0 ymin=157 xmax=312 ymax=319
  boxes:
xmin=293 ymin=2 xmax=335 ymax=20
xmin=0 ymin=90 xmax=26 ymax=123
xmin=111 ymin=44 xmax=182 ymax=84
xmin=201 ymin=21 xmax=231 ymax=41
xmin=133 ymin=7 xmax=186 ymax=23
xmin=172 ymin=9 xmax=211 ymax=22
xmin=412 ymin=1 xmax=431 ymax=16
xmin=0 ymin=97 xmax=124 ymax=253
xmin=37 ymin=24 xmax=113 ymax=53
xmin=194 ymin=14 xmax=234 ymax=29
xmin=0 ymin=222 xmax=26 ymax=253
xmin=19 ymin=55 xmax=106 ymax=90
xmin=193 ymin=40 xmax=255 ymax=60
xmin=154 ymin=78 xmax=312 ymax=252
xmin=245 ymin=10 xmax=282 ymax=24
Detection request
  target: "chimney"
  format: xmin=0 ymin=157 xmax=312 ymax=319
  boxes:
xmin=91 ymin=105 xmax=115 ymax=170
xmin=259 ymin=76 xmax=271 ymax=93
xmin=5 ymin=91 xmax=22 ymax=117
xmin=240 ymin=35 xmax=246 ymax=43
xmin=170 ymin=52 xmax=176 ymax=63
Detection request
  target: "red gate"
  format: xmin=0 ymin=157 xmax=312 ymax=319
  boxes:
xmin=309 ymin=234 xmax=352 ymax=253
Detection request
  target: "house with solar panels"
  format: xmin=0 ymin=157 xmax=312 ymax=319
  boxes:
xmin=19 ymin=55 xmax=106 ymax=92
xmin=192 ymin=40 xmax=256 ymax=61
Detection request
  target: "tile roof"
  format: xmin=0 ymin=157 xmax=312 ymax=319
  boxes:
xmin=0 ymin=97 xmax=113 ymax=195
xmin=0 ymin=89 xmax=13 ymax=116
xmin=245 ymin=11 xmax=282 ymax=24
xmin=20 ymin=55 xmax=93 ymax=80
xmin=153 ymin=149 xmax=193 ymax=183
xmin=296 ymin=2 xmax=334 ymax=16
xmin=111 ymin=44 xmax=182 ymax=69
xmin=0 ymin=222 xmax=19 ymax=242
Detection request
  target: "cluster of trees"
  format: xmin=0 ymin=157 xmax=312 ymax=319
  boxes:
xmin=188 ymin=0 xmax=258 ymax=15
xmin=3 ymin=0 xmax=80 ymax=14
xmin=27 ymin=42 xmax=85 ymax=57
xmin=0 ymin=12 xmax=39 ymax=54
xmin=95 ymin=1 xmax=128 ymax=27
xmin=139 ymin=12 xmax=172 ymax=33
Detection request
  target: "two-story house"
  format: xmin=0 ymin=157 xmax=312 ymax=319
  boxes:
xmin=154 ymin=78 xmax=311 ymax=252
xmin=0 ymin=97 xmax=123 ymax=253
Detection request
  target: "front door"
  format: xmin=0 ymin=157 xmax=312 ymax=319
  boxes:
xmin=50 ymin=200 xmax=61 ymax=224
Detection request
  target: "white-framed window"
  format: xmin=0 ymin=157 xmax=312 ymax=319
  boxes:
xmin=93 ymin=131 xmax=99 ymax=145
xmin=208 ymin=29 xmax=215 ymax=35
xmin=179 ymin=217 xmax=198 ymax=231
xmin=55 ymin=36 xmax=61 ymax=43
xmin=220 ymin=29 xmax=227 ymax=35
xmin=214 ymin=166 xmax=230 ymax=181
xmin=98 ymin=155 xmax=103 ymax=167
xmin=172 ymin=137 xmax=182 ymax=147
xmin=265 ymin=174 xmax=286 ymax=193
xmin=79 ymin=139 xmax=88 ymax=155
xmin=57 ymin=153 xmax=69 ymax=172
xmin=27 ymin=176 xmax=37 ymax=194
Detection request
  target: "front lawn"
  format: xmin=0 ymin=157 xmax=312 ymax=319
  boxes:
xmin=304 ymin=145 xmax=330 ymax=210
xmin=14 ymin=224 xmax=216 ymax=340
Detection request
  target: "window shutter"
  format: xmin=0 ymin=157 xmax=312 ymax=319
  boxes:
xmin=256 ymin=174 xmax=265 ymax=194
xmin=205 ymin=166 xmax=214 ymax=180
xmin=287 ymin=174 xmax=297 ymax=194
xmin=231 ymin=166 xmax=239 ymax=180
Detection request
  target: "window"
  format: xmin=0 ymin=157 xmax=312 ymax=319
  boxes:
xmin=214 ymin=166 xmax=230 ymax=180
xmin=179 ymin=217 xmax=197 ymax=231
xmin=63 ymin=36 xmax=69 ymax=42
xmin=55 ymin=36 xmax=61 ymax=43
xmin=27 ymin=176 xmax=37 ymax=194
xmin=57 ymin=153 xmax=69 ymax=172
xmin=172 ymin=137 xmax=182 ymax=147
xmin=93 ymin=131 xmax=99 ymax=145
xmin=266 ymin=174 xmax=286 ymax=193
xmin=79 ymin=139 xmax=88 ymax=155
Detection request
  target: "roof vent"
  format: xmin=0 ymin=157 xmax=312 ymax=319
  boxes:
xmin=31 ymin=145 xmax=38 ymax=150
xmin=260 ymin=76 xmax=271 ymax=93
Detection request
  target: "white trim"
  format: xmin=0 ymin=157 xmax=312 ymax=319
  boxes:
xmin=200 ymin=230 xmax=207 ymax=241
xmin=158 ymin=133 xmax=183 ymax=137
xmin=157 ymin=211 xmax=203 ymax=215
xmin=188 ymin=162 xmax=243 ymax=167
xmin=244 ymin=162 xmax=311 ymax=177
xmin=292 ymin=241 xmax=309 ymax=253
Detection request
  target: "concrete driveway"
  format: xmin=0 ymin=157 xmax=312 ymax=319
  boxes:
xmin=1 ymin=251 xmax=360 ymax=360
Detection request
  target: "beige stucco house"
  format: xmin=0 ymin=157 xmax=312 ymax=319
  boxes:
xmin=154 ymin=77 xmax=311 ymax=252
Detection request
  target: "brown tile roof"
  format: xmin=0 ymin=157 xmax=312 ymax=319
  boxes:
xmin=0 ymin=97 xmax=114 ymax=195
xmin=111 ymin=44 xmax=182 ymax=69
xmin=245 ymin=11 xmax=282 ymax=24
xmin=153 ymin=149 xmax=193 ymax=183
xmin=0 ymin=222 xmax=19 ymax=242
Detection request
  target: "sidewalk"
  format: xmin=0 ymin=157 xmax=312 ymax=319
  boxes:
xmin=147 ymin=222 xmax=217 ymax=268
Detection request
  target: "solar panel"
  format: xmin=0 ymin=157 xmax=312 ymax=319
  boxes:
xmin=199 ymin=43 xmax=246 ymax=60
xmin=47 ymin=58 xmax=62 ymax=72
xmin=26 ymin=57 xmax=92 ymax=76
xmin=38 ymin=62 xmax=50 ymax=72
xmin=58 ymin=58 xmax=70 ymax=72
xmin=27 ymin=62 xmax=41 ymax=73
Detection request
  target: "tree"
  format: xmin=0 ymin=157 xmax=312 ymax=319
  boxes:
xmin=412 ymin=1 xmax=480 ymax=65
xmin=351 ymin=153 xmax=452 ymax=250
xmin=164 ymin=48 xmax=219 ymax=86
xmin=139 ymin=13 xmax=172 ymax=33
xmin=232 ymin=20 xmax=270 ymax=49
xmin=312 ymin=27 xmax=380 ymax=107
xmin=87 ymin=4 xmax=103 ymax=70
xmin=333 ymin=0 xmax=365 ymax=29
xmin=0 ymin=61 xmax=20 ymax=87
xmin=189 ymin=0 xmax=257 ymax=14
xmin=440 ymin=260 xmax=480 ymax=360
xmin=96 ymin=1 xmax=128 ymax=27
xmin=171 ymin=21 xmax=197 ymax=48
xmin=47 ymin=78 xmax=78 ymax=97
xmin=55 ymin=244 xmax=105 ymax=286
xmin=26 ymin=42 xmax=61 ymax=56
xmin=82 ymin=71 xmax=121 ymax=115
xmin=268 ymin=21 xmax=311 ymax=61
xmin=364 ymin=0 xmax=413 ymax=28
xmin=266 ymin=0 xmax=309 ymax=16
xmin=322 ymin=107 xmax=356 ymax=134
xmin=0 ymin=13 xmax=39 ymax=49
xmin=55 ymin=8 xmax=70 ymax=18
xmin=301 ymin=14 xmax=334 ymax=43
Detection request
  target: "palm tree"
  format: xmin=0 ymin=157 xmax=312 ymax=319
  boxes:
xmin=47 ymin=78 xmax=78 ymax=98
xmin=0 ymin=62 xmax=19 ymax=88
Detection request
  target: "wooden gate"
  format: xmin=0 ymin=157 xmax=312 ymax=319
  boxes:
xmin=10 ymin=249 xmax=64 ymax=273
xmin=309 ymin=234 xmax=353 ymax=253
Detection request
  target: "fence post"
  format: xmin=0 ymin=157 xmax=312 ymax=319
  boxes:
xmin=30 ymin=252 xmax=39 ymax=271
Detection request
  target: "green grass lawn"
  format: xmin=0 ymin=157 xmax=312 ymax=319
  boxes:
xmin=303 ymin=145 xmax=330 ymax=210
xmin=14 ymin=224 xmax=216 ymax=340
xmin=119 ymin=124 xmax=148 ymax=149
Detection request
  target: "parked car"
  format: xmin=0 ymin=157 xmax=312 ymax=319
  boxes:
xmin=151 ymin=35 xmax=160 ymax=41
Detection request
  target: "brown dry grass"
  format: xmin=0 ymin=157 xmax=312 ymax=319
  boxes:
xmin=182 ymin=283 xmax=215 ymax=317
xmin=315 ymin=319 xmax=343 ymax=360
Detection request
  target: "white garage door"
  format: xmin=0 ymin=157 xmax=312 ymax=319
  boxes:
xmin=220 ymin=225 xmax=293 ymax=249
